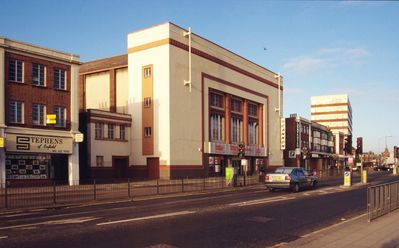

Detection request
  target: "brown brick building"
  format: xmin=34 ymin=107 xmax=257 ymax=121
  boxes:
xmin=0 ymin=37 xmax=81 ymax=186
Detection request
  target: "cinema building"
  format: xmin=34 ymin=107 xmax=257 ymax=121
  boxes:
xmin=80 ymin=22 xmax=284 ymax=179
xmin=0 ymin=37 xmax=81 ymax=186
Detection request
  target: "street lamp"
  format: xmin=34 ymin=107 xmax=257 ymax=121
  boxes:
xmin=385 ymin=135 xmax=392 ymax=150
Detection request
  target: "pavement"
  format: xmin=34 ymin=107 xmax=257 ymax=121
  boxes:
xmin=274 ymin=209 xmax=399 ymax=248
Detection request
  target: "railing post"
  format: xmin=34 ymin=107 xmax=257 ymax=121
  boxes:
xmin=182 ymin=178 xmax=184 ymax=192
xmin=4 ymin=182 xmax=8 ymax=208
xmin=93 ymin=179 xmax=97 ymax=200
xmin=53 ymin=181 xmax=56 ymax=205
xmin=157 ymin=179 xmax=159 ymax=194
xmin=203 ymin=177 xmax=206 ymax=191
xmin=128 ymin=178 xmax=131 ymax=198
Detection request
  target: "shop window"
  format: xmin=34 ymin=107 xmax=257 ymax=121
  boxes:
xmin=8 ymin=59 xmax=24 ymax=83
xmin=32 ymin=63 xmax=46 ymax=86
xmin=9 ymin=101 xmax=24 ymax=124
xmin=32 ymin=104 xmax=46 ymax=126
xmin=54 ymin=68 xmax=66 ymax=90
xmin=54 ymin=106 xmax=66 ymax=127
xmin=95 ymin=123 xmax=103 ymax=139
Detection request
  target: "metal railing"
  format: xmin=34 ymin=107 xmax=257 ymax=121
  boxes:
xmin=367 ymin=180 xmax=399 ymax=222
xmin=0 ymin=175 xmax=260 ymax=210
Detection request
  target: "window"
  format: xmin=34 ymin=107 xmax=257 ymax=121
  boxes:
xmin=231 ymin=99 xmax=242 ymax=113
xmin=210 ymin=92 xmax=224 ymax=109
xmin=95 ymin=123 xmax=103 ymax=139
xmin=210 ymin=114 xmax=225 ymax=142
xmin=54 ymin=106 xmax=66 ymax=127
xmin=9 ymin=59 xmax=23 ymax=83
xmin=96 ymin=156 xmax=104 ymax=167
xmin=9 ymin=101 xmax=24 ymax=124
xmin=32 ymin=64 xmax=46 ymax=86
xmin=54 ymin=68 xmax=66 ymax=90
xmin=108 ymin=124 xmax=114 ymax=139
xmin=248 ymin=120 xmax=259 ymax=145
xmin=144 ymin=127 xmax=152 ymax=137
xmin=248 ymin=103 xmax=258 ymax=117
xmin=231 ymin=117 xmax=243 ymax=143
xmin=120 ymin=125 xmax=126 ymax=140
xmin=144 ymin=97 xmax=151 ymax=108
xmin=32 ymin=104 xmax=46 ymax=126
xmin=143 ymin=67 xmax=152 ymax=78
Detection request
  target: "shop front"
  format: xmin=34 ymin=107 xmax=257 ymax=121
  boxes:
xmin=205 ymin=142 xmax=267 ymax=177
xmin=4 ymin=133 xmax=74 ymax=185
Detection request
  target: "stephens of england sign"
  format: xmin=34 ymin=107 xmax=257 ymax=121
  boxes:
xmin=6 ymin=133 xmax=73 ymax=154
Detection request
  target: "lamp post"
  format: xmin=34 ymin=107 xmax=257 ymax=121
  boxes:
xmin=385 ymin=135 xmax=392 ymax=150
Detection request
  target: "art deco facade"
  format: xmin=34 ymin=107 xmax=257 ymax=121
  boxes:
xmin=80 ymin=22 xmax=284 ymax=179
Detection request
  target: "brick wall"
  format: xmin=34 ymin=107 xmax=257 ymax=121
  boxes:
xmin=5 ymin=52 xmax=71 ymax=130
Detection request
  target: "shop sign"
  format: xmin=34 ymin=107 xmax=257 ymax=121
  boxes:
xmin=6 ymin=133 xmax=73 ymax=154
xmin=74 ymin=133 xmax=84 ymax=143
xmin=207 ymin=142 xmax=267 ymax=157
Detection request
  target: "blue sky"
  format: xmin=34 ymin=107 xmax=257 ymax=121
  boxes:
xmin=1 ymin=0 xmax=398 ymax=153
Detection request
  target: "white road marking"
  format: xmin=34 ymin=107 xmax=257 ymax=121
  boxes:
xmin=0 ymin=217 xmax=98 ymax=230
xmin=229 ymin=196 xmax=296 ymax=207
xmin=97 ymin=210 xmax=196 ymax=226
xmin=2 ymin=212 xmax=36 ymax=218
xmin=0 ymin=236 xmax=8 ymax=239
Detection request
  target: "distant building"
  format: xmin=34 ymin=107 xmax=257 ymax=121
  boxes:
xmin=311 ymin=94 xmax=352 ymax=136
xmin=0 ymin=37 xmax=81 ymax=186
xmin=284 ymin=114 xmax=335 ymax=171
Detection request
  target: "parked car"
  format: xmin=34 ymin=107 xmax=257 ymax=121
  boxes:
xmin=374 ymin=165 xmax=391 ymax=171
xmin=264 ymin=167 xmax=318 ymax=192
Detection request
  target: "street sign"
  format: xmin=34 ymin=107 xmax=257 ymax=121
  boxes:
xmin=46 ymin=114 xmax=57 ymax=125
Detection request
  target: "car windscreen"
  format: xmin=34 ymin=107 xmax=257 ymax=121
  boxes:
xmin=274 ymin=168 xmax=294 ymax=174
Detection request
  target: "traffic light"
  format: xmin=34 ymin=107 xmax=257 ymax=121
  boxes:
xmin=356 ymin=137 xmax=363 ymax=155
xmin=238 ymin=143 xmax=245 ymax=158
xmin=344 ymin=135 xmax=352 ymax=154
xmin=394 ymin=146 xmax=399 ymax=159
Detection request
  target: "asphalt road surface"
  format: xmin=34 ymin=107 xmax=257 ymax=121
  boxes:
xmin=0 ymin=171 xmax=396 ymax=248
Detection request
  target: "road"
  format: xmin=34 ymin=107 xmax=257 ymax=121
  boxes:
xmin=0 ymin=171 xmax=396 ymax=248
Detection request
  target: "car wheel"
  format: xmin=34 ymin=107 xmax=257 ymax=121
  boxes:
xmin=311 ymin=181 xmax=318 ymax=189
xmin=292 ymin=183 xmax=300 ymax=193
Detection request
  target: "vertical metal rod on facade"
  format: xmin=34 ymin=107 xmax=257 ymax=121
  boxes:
xmin=93 ymin=179 xmax=97 ymax=200
xmin=53 ymin=181 xmax=56 ymax=205
xmin=128 ymin=178 xmax=131 ymax=198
